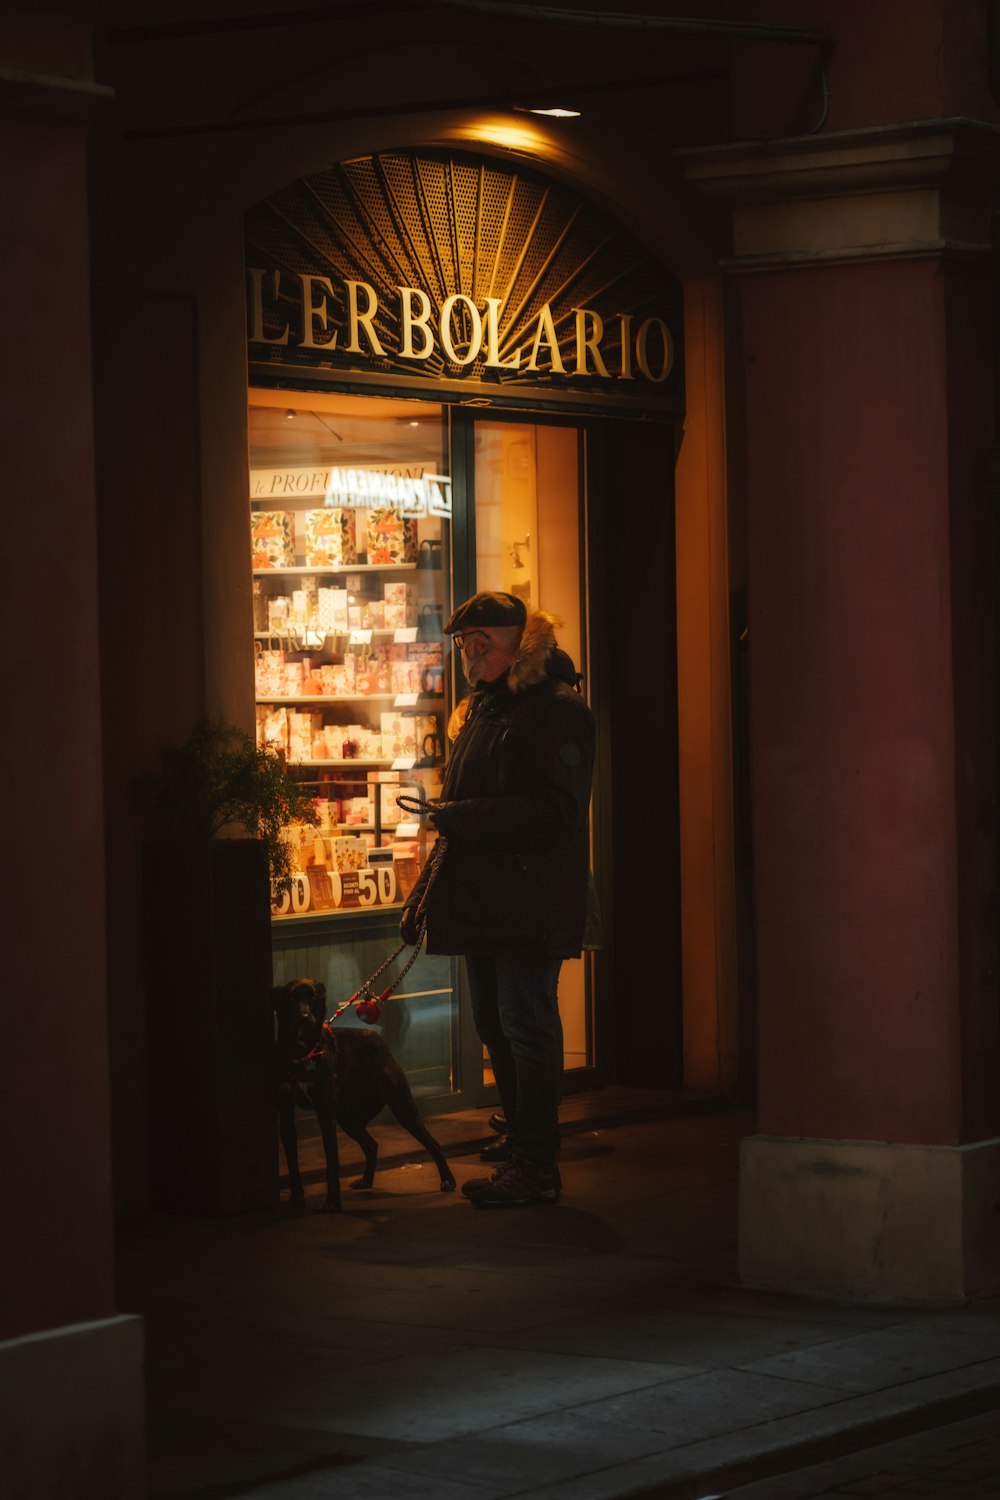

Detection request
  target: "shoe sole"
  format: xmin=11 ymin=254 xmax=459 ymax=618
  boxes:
xmin=470 ymin=1191 xmax=559 ymax=1209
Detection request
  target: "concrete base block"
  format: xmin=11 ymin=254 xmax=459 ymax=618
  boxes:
xmin=740 ymin=1134 xmax=1000 ymax=1302
xmin=0 ymin=1315 xmax=144 ymax=1499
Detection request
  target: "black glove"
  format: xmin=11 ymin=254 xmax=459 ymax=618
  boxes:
xmin=400 ymin=903 xmax=421 ymax=946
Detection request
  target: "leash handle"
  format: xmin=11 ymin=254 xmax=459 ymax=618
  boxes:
xmin=395 ymin=793 xmax=443 ymax=818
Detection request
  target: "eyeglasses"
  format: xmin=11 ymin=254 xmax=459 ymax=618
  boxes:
xmin=451 ymin=630 xmax=490 ymax=650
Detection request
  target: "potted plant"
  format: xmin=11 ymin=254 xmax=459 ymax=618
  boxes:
xmin=137 ymin=720 xmax=318 ymax=1215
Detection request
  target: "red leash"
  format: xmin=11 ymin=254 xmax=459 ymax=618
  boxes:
xmin=326 ymin=826 xmax=447 ymax=1029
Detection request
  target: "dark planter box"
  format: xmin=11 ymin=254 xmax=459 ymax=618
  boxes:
xmin=142 ymin=838 xmax=277 ymax=1214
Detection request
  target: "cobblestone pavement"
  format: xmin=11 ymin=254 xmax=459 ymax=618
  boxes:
xmin=718 ymin=1406 xmax=1000 ymax=1498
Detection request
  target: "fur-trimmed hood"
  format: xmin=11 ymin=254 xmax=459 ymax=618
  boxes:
xmin=508 ymin=610 xmax=559 ymax=692
xmin=446 ymin=610 xmax=565 ymax=740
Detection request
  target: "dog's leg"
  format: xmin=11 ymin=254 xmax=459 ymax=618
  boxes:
xmin=315 ymin=1099 xmax=343 ymax=1212
xmin=383 ymin=1066 xmax=456 ymax=1192
xmin=338 ymin=1123 xmax=379 ymax=1190
xmin=277 ymin=1088 xmax=306 ymax=1213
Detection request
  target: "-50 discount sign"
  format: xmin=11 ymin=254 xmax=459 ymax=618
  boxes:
xmin=272 ymin=864 xmax=399 ymax=917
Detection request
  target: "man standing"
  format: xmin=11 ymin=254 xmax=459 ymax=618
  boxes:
xmin=401 ymin=591 xmax=595 ymax=1208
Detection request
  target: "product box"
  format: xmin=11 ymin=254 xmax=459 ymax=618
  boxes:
xmin=333 ymin=836 xmax=367 ymax=872
xmin=254 ymin=649 xmax=284 ymax=696
xmin=305 ymin=507 xmax=358 ymax=568
xmin=317 ymin=586 xmax=349 ymax=634
xmin=252 ymin=581 xmax=269 ymax=631
xmin=355 ymin=728 xmax=383 ymax=761
xmin=384 ymin=602 xmax=414 ymax=629
xmin=251 ymin=511 xmax=295 ymax=569
xmin=380 ymin=711 xmax=418 ymax=759
xmin=267 ymin=595 xmax=291 ymax=633
xmin=305 ymin=834 xmax=332 ymax=870
xmin=378 ymin=783 xmax=402 ymax=826
xmin=355 ymin=660 xmax=391 ymax=695
xmin=314 ymin=799 xmax=338 ymax=831
xmin=366 ymin=506 xmax=418 ymax=564
xmin=287 ymin=709 xmax=322 ymax=761
xmin=384 ymin=581 xmax=417 ymax=607
xmin=257 ymin=705 xmax=288 ymax=753
xmin=338 ymin=723 xmax=365 ymax=758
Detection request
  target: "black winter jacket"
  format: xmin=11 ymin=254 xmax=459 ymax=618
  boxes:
xmin=406 ymin=612 xmax=595 ymax=958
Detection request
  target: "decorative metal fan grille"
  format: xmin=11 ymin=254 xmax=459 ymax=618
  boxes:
xmin=246 ymin=148 xmax=683 ymax=413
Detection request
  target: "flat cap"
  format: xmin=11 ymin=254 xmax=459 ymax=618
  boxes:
xmin=444 ymin=590 xmax=527 ymax=634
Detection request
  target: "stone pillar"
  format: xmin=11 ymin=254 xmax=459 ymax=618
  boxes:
xmin=0 ymin=39 xmax=143 ymax=1499
xmin=685 ymin=120 xmax=1000 ymax=1300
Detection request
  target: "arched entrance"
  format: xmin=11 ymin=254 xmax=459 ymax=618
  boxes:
xmin=242 ymin=146 xmax=699 ymax=1104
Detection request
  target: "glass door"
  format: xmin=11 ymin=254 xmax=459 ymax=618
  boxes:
xmin=460 ymin=415 xmax=597 ymax=1095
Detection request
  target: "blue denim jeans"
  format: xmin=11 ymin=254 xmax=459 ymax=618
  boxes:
xmin=464 ymin=953 xmax=564 ymax=1168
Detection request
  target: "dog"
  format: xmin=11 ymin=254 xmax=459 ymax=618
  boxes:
xmin=273 ymin=977 xmax=456 ymax=1212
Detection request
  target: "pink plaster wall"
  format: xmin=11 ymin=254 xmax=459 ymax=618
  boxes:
xmin=729 ymin=0 xmax=1000 ymax=138
xmin=0 ymin=116 xmax=116 ymax=1339
xmin=741 ymin=257 xmax=996 ymax=1145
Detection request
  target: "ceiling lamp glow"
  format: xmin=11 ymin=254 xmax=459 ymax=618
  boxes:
xmin=514 ymin=103 xmax=582 ymax=118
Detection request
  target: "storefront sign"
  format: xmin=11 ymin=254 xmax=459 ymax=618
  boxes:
xmin=245 ymin=148 xmax=684 ymax=415
xmin=250 ymin=464 xmax=452 ymax=516
xmin=248 ymin=271 xmax=674 ymax=386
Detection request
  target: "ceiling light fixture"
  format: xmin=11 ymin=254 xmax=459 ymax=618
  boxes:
xmin=513 ymin=101 xmax=581 ymax=118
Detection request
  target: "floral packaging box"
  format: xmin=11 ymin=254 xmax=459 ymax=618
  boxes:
xmin=333 ymin=836 xmax=367 ymax=872
xmin=251 ymin=511 xmax=295 ymax=569
xmin=366 ymin=506 xmax=418 ymax=564
xmin=380 ymin=711 xmax=418 ymax=757
xmin=304 ymin=508 xmax=358 ymax=568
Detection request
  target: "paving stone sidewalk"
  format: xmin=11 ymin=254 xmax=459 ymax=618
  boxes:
xmin=115 ymin=1095 xmax=1000 ymax=1500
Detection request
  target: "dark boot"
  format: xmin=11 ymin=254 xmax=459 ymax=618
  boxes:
xmin=468 ymin=1158 xmax=561 ymax=1208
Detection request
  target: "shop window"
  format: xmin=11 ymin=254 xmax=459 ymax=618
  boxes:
xmin=248 ymin=389 xmax=451 ymax=923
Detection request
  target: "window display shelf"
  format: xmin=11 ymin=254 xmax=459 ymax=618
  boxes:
xmin=253 ymin=563 xmax=418 ymax=577
xmin=259 ymin=693 xmax=394 ymax=704
xmin=254 ymin=627 xmax=422 ymax=641
xmin=258 ymin=693 xmax=444 ymax=707
xmin=294 ymin=757 xmax=418 ymax=769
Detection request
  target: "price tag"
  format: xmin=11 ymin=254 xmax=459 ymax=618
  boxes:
xmin=271 ymin=864 xmax=399 ymax=916
xmin=394 ymin=627 xmax=418 ymax=643
xmin=349 ymin=629 xmax=373 ymax=645
xmin=394 ymin=693 xmax=419 ymax=707
xmin=392 ymin=756 xmax=417 ymax=770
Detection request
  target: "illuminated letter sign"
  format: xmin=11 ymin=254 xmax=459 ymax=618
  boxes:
xmin=245 ymin=148 xmax=683 ymax=415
